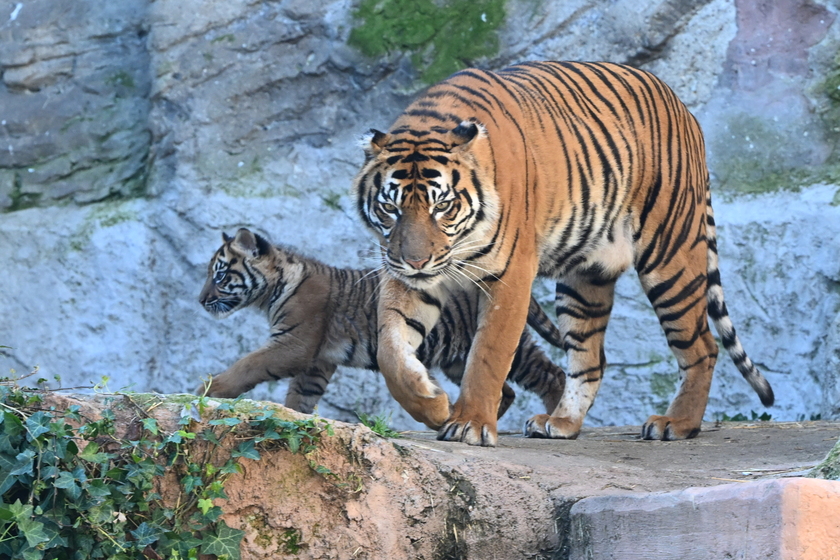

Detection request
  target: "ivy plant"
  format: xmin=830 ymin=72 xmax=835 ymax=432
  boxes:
xmin=0 ymin=373 xmax=332 ymax=560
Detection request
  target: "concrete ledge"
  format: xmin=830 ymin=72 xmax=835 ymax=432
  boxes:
xmin=568 ymin=478 xmax=840 ymax=560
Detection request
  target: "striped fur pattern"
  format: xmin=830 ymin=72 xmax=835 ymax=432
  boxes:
xmin=351 ymin=61 xmax=773 ymax=446
xmin=197 ymin=228 xmax=566 ymax=418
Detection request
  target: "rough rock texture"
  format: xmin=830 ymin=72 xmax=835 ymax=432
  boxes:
xmin=2 ymin=0 xmax=840 ymax=432
xmin=29 ymin=392 xmax=840 ymax=560
xmin=39 ymin=392 xmax=559 ymax=560
xmin=568 ymin=478 xmax=840 ymax=560
xmin=0 ymin=0 xmax=152 ymax=207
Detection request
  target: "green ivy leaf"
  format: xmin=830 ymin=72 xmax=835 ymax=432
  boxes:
xmin=231 ymin=440 xmax=260 ymax=461
xmin=201 ymin=521 xmax=244 ymax=560
xmin=0 ymin=431 xmax=17 ymax=455
xmin=161 ymin=530 xmax=204 ymax=558
xmin=78 ymin=442 xmax=110 ymax=464
xmin=0 ymin=452 xmax=19 ymax=494
xmin=64 ymin=405 xmax=82 ymax=422
xmin=35 ymin=516 xmax=67 ymax=550
xmin=2 ymin=411 xmax=23 ymax=437
xmin=197 ymin=498 xmax=214 ymax=515
xmin=208 ymin=417 xmax=241 ymax=427
xmin=181 ymin=475 xmax=202 ymax=495
xmin=86 ymin=479 xmax=112 ymax=499
xmin=20 ymin=546 xmax=43 ymax=560
xmin=141 ymin=417 xmax=159 ymax=435
xmin=200 ymin=428 xmax=220 ymax=445
xmin=25 ymin=411 xmax=51 ymax=440
xmin=204 ymin=480 xmax=228 ymax=500
xmin=285 ymin=433 xmax=301 ymax=454
xmin=54 ymin=470 xmax=82 ymax=500
xmin=10 ymin=448 xmax=36 ymax=476
xmin=312 ymin=464 xmax=334 ymax=476
xmin=130 ymin=521 xmax=162 ymax=547
xmin=220 ymin=460 xmax=242 ymax=475
xmin=16 ymin=511 xmax=49 ymax=548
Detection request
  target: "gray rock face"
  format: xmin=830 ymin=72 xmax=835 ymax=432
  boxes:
xmin=2 ymin=0 xmax=839 ymax=432
xmin=0 ymin=0 xmax=152 ymax=208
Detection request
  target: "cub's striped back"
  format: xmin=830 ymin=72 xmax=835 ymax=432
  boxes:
xmin=198 ymin=228 xmax=566 ymax=418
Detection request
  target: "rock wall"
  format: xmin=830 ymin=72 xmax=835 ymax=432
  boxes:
xmin=2 ymin=0 xmax=839 ymax=431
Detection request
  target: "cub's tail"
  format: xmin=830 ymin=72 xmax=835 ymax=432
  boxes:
xmin=705 ymin=190 xmax=774 ymax=406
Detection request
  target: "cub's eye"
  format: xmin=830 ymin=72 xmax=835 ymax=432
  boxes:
xmin=213 ymin=270 xmax=227 ymax=284
xmin=434 ymin=200 xmax=452 ymax=213
xmin=380 ymin=202 xmax=398 ymax=213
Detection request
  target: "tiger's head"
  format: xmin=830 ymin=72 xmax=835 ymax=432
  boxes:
xmin=351 ymin=120 xmax=498 ymax=289
xmin=199 ymin=228 xmax=275 ymax=319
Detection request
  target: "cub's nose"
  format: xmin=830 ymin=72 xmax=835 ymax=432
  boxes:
xmin=199 ymin=290 xmax=216 ymax=307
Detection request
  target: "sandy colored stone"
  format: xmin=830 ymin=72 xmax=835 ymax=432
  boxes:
xmin=567 ymin=478 xmax=840 ymax=560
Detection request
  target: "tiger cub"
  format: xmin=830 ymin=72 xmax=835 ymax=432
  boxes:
xmin=197 ymin=228 xmax=566 ymax=419
xmin=352 ymin=61 xmax=774 ymax=446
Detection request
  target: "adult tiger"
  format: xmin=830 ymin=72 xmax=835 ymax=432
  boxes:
xmin=351 ymin=61 xmax=773 ymax=446
xmin=197 ymin=228 xmax=566 ymax=419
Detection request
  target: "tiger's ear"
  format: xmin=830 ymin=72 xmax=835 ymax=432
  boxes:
xmin=363 ymin=128 xmax=390 ymax=158
xmin=448 ymin=120 xmax=484 ymax=152
xmin=222 ymin=232 xmax=233 ymax=243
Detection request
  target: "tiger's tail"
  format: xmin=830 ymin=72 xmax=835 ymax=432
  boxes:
xmin=705 ymin=188 xmax=774 ymax=406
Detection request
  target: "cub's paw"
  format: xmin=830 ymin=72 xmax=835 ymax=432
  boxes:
xmin=437 ymin=418 xmax=497 ymax=447
xmin=196 ymin=377 xmax=221 ymax=397
xmin=523 ymin=414 xmax=580 ymax=439
xmin=641 ymin=415 xmax=701 ymax=441
xmin=195 ymin=376 xmax=238 ymax=399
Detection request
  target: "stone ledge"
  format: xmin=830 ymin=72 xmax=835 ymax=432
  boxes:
xmin=568 ymin=478 xmax=840 ymax=560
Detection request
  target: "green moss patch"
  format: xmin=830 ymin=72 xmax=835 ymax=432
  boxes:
xmin=809 ymin=437 xmax=840 ymax=480
xmin=348 ymin=0 xmax=506 ymax=84
xmin=711 ymin=113 xmax=839 ymax=195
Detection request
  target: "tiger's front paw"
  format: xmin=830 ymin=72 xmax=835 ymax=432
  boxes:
xmin=641 ymin=415 xmax=701 ymax=440
xmin=401 ymin=388 xmax=451 ymax=430
xmin=523 ymin=414 xmax=581 ymax=439
xmin=437 ymin=416 xmax=497 ymax=447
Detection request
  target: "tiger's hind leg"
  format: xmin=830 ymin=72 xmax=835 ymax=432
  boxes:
xmin=285 ymin=364 xmax=338 ymax=414
xmin=637 ymin=254 xmax=719 ymax=440
xmin=524 ymin=273 xmax=616 ymax=439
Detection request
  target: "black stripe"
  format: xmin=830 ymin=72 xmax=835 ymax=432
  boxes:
xmin=387 ymin=308 xmax=427 ymax=339
xmin=418 ymin=290 xmax=442 ymax=310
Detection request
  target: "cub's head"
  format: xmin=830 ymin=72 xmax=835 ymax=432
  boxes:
xmin=351 ymin=120 xmax=497 ymax=288
xmin=199 ymin=228 xmax=275 ymax=318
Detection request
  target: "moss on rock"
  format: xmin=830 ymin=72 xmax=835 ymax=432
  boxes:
xmin=348 ymin=0 xmax=506 ymax=84
xmin=809 ymin=437 xmax=840 ymax=480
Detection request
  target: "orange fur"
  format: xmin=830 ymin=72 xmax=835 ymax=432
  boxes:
xmin=352 ymin=62 xmax=772 ymax=446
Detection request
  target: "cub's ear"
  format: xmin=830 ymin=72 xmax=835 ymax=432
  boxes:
xmin=362 ymin=128 xmax=390 ymax=158
xmin=254 ymin=232 xmax=272 ymax=257
xmin=222 ymin=232 xmax=233 ymax=243
xmin=449 ymin=120 xmax=484 ymax=152
xmin=232 ymin=228 xmax=259 ymax=258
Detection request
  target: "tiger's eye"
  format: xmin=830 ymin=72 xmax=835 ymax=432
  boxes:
xmin=381 ymin=202 xmax=398 ymax=212
xmin=214 ymin=270 xmax=226 ymax=283
xmin=434 ymin=201 xmax=452 ymax=212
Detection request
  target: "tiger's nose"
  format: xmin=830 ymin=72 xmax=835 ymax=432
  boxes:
xmin=404 ymin=256 xmax=431 ymax=270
